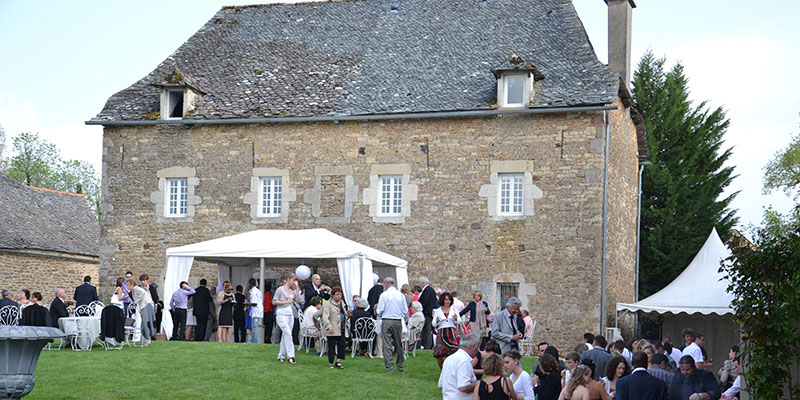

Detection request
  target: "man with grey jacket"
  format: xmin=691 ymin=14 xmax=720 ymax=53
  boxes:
xmin=491 ymin=297 xmax=523 ymax=354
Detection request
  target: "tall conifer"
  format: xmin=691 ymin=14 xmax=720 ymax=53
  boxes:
xmin=632 ymin=51 xmax=738 ymax=297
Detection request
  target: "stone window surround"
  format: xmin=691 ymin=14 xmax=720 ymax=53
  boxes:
xmin=150 ymin=166 xmax=201 ymax=222
xmin=479 ymin=160 xmax=543 ymax=221
xmin=363 ymin=163 xmax=418 ymax=224
xmin=244 ymin=167 xmax=297 ymax=224
xmin=302 ymin=165 xmax=358 ymax=224
xmin=496 ymin=71 xmax=533 ymax=109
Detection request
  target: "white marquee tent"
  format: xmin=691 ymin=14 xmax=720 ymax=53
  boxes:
xmin=160 ymin=229 xmax=409 ymax=338
xmin=616 ymin=227 xmax=740 ymax=366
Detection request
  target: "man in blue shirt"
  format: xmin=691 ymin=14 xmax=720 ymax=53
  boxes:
xmin=169 ymin=281 xmax=195 ymax=340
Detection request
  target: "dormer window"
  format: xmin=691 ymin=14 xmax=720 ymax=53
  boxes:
xmin=503 ymin=73 xmax=527 ymax=107
xmin=167 ymin=90 xmax=185 ymax=118
xmin=492 ymin=52 xmax=544 ymax=109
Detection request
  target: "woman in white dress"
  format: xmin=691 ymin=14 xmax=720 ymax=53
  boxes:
xmin=273 ymin=274 xmax=299 ymax=364
xmin=504 ymin=350 xmax=535 ymax=400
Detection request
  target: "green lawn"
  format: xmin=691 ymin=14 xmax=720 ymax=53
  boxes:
xmin=30 ymin=341 xmax=539 ymax=399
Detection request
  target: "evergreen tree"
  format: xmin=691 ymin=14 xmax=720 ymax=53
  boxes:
xmin=632 ymin=52 xmax=738 ymax=297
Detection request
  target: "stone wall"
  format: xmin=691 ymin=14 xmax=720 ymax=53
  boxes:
xmin=100 ymin=107 xmax=639 ymax=349
xmin=0 ymin=249 xmax=99 ymax=304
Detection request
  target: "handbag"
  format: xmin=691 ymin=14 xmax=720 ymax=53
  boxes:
xmin=110 ymin=293 xmax=122 ymax=305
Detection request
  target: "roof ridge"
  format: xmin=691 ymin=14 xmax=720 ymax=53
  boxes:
xmin=28 ymin=185 xmax=87 ymax=197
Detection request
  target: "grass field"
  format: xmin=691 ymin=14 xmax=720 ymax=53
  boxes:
xmin=29 ymin=341 xmax=539 ymax=399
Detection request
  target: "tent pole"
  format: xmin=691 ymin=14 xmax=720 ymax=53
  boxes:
xmin=260 ymin=258 xmax=265 ymax=344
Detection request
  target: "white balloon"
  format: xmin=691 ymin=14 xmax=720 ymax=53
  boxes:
xmin=296 ymin=264 xmax=311 ymax=280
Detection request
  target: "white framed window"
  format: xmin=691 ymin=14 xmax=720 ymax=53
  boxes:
xmin=503 ymin=73 xmax=526 ymax=107
xmin=167 ymin=90 xmax=184 ymax=118
xmin=259 ymin=177 xmax=282 ymax=216
xmin=379 ymin=175 xmax=403 ymax=216
xmin=498 ymin=173 xmax=524 ymax=215
xmin=166 ymin=178 xmax=188 ymax=217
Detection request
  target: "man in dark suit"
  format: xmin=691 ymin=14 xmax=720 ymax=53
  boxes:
xmin=73 ymin=275 xmax=98 ymax=306
xmin=0 ymin=289 xmax=19 ymax=308
xmin=418 ymin=277 xmax=437 ymax=349
xmin=49 ymin=288 xmax=69 ymax=328
xmin=367 ymin=277 xmax=384 ymax=316
xmin=192 ymin=279 xmax=213 ymax=342
xmin=302 ymin=274 xmax=330 ymax=307
xmin=580 ymin=335 xmax=612 ymax=380
xmin=669 ymin=355 xmax=721 ymax=400
xmin=616 ymin=351 xmax=668 ymax=400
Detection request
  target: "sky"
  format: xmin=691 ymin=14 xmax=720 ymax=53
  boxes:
xmin=0 ymin=0 xmax=797 ymax=229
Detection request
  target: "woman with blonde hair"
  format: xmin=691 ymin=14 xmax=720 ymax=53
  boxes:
xmin=503 ymin=350 xmax=534 ymax=400
xmin=474 ymin=353 xmax=517 ymax=400
xmin=460 ymin=291 xmax=491 ymax=345
xmin=216 ymin=282 xmax=235 ymax=342
xmin=558 ymin=365 xmax=592 ymax=400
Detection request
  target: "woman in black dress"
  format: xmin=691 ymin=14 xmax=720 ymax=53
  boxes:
xmin=216 ymin=283 xmax=235 ymax=342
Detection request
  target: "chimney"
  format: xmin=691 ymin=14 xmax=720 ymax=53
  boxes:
xmin=607 ymin=0 xmax=635 ymax=89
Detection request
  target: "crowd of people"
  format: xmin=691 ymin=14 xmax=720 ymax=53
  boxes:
xmin=438 ymin=301 xmax=744 ymax=400
xmin=0 ymin=273 xmax=744 ymax=400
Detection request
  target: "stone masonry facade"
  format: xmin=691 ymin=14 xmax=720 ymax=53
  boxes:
xmin=100 ymin=107 xmax=638 ymax=348
xmin=0 ymin=250 xmax=99 ymax=303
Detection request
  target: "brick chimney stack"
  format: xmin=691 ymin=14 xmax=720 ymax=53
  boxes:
xmin=607 ymin=0 xmax=635 ymax=89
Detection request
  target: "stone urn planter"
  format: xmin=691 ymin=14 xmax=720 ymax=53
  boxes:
xmin=0 ymin=326 xmax=65 ymax=399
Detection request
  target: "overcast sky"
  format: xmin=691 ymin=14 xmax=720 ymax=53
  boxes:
xmin=0 ymin=0 xmax=796 ymax=229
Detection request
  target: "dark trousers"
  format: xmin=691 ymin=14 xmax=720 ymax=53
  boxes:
xmin=194 ymin=314 xmax=208 ymax=342
xmin=172 ymin=308 xmax=187 ymax=340
xmin=422 ymin=314 xmax=434 ymax=349
xmin=293 ymin=318 xmax=300 ymax=345
xmin=234 ymin=317 xmax=246 ymax=343
xmin=327 ymin=335 xmax=346 ymax=364
xmin=263 ymin=311 xmax=274 ymax=344
xmin=154 ymin=303 xmax=163 ymax=333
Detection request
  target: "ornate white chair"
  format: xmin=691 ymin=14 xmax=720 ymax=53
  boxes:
xmin=89 ymin=301 xmax=105 ymax=317
xmin=351 ymin=317 xmax=376 ymax=358
xmin=124 ymin=302 xmax=143 ymax=348
xmin=520 ymin=320 xmax=537 ymax=356
xmin=403 ymin=325 xmax=421 ymax=358
xmin=298 ymin=311 xmax=321 ymax=353
xmin=0 ymin=305 xmax=21 ymax=326
xmin=74 ymin=304 xmax=94 ymax=317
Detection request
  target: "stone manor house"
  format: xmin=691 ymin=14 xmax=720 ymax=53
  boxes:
xmin=89 ymin=0 xmax=645 ymax=344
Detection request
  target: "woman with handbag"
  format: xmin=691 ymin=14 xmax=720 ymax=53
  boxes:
xmin=320 ymin=287 xmax=349 ymax=369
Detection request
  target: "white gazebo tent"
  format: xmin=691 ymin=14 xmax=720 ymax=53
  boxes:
xmin=616 ymin=228 xmax=740 ymax=366
xmin=161 ymin=228 xmax=408 ymax=338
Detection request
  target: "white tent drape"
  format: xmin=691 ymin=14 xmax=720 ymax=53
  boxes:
xmin=360 ymin=258 xmax=373 ymax=300
xmin=396 ymin=267 xmax=409 ymax=288
xmin=162 ymin=256 xmax=194 ymax=339
xmin=337 ymin=257 xmax=366 ymax=309
xmin=217 ymin=265 xmax=255 ymax=294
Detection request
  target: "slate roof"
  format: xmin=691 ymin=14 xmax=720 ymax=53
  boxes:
xmin=92 ymin=0 xmax=620 ymax=122
xmin=0 ymin=174 xmax=99 ymax=257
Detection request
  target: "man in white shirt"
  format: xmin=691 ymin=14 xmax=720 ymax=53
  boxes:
xmin=682 ymin=333 xmax=710 ymax=369
xmin=376 ymin=277 xmax=409 ymax=372
xmin=439 ymin=332 xmax=480 ymax=400
xmin=247 ymin=278 xmax=264 ymax=343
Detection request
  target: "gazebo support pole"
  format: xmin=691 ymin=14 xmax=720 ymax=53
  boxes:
xmin=260 ymin=258 xmax=265 ymax=344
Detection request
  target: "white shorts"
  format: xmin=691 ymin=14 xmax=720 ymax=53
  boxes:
xmin=186 ymin=308 xmax=197 ymax=326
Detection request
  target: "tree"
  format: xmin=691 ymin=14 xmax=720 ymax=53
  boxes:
xmin=4 ymin=132 xmax=101 ymax=220
xmin=763 ymin=119 xmax=800 ymax=199
xmin=6 ymin=132 xmax=61 ymax=188
xmin=0 ymin=124 xmax=7 ymax=170
xmin=632 ymin=52 xmax=738 ymax=297
xmin=722 ymin=214 xmax=800 ymax=399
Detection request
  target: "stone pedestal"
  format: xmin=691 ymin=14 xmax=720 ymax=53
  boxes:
xmin=0 ymin=326 xmax=65 ymax=399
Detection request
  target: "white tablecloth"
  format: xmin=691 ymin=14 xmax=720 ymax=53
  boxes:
xmin=59 ymin=317 xmax=101 ymax=350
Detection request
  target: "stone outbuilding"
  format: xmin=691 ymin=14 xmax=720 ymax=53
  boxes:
xmin=88 ymin=0 xmax=645 ymax=346
xmin=0 ymin=174 xmax=99 ymax=303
